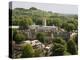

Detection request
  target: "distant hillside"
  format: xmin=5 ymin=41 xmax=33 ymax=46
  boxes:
xmin=9 ymin=7 xmax=78 ymax=31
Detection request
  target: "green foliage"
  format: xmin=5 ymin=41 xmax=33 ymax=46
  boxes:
xmin=46 ymin=18 xmax=54 ymax=26
xmin=53 ymin=18 xmax=62 ymax=27
xmin=36 ymin=32 xmax=45 ymax=43
xmin=11 ymin=7 xmax=78 ymax=57
xmin=52 ymin=37 xmax=68 ymax=56
xmin=14 ymin=32 xmax=26 ymax=43
xmin=12 ymin=7 xmax=78 ymax=32
xmin=61 ymin=19 xmax=77 ymax=32
xmin=35 ymin=18 xmax=43 ymax=25
xmin=46 ymin=18 xmax=62 ymax=27
xmin=20 ymin=17 xmax=33 ymax=26
xmin=67 ymin=40 xmax=78 ymax=55
xmin=19 ymin=17 xmax=33 ymax=29
xmin=62 ymin=22 xmax=76 ymax=32
xmin=64 ymin=51 xmax=71 ymax=55
xmin=52 ymin=43 xmax=66 ymax=56
xmin=29 ymin=7 xmax=37 ymax=10
xmin=67 ymin=23 xmax=75 ymax=31
xmin=12 ymin=29 xmax=17 ymax=40
xmin=21 ymin=44 xmax=34 ymax=58
xmin=53 ymin=37 xmax=66 ymax=45
xmin=34 ymin=49 xmax=43 ymax=57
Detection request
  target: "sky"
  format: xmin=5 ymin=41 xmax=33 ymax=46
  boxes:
xmin=11 ymin=1 xmax=78 ymax=14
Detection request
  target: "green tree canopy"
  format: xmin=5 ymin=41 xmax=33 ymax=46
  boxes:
xmin=19 ymin=17 xmax=33 ymax=29
xmin=35 ymin=19 xmax=43 ymax=25
xmin=21 ymin=44 xmax=34 ymax=58
xmin=52 ymin=43 xmax=66 ymax=56
xmin=12 ymin=29 xmax=17 ymax=40
xmin=29 ymin=7 xmax=37 ymax=10
xmin=62 ymin=22 xmax=76 ymax=32
xmin=20 ymin=17 xmax=33 ymax=26
xmin=52 ymin=37 xmax=68 ymax=56
xmin=53 ymin=18 xmax=62 ymax=27
xmin=46 ymin=18 xmax=54 ymax=26
xmin=14 ymin=32 xmax=26 ymax=43
xmin=53 ymin=37 xmax=66 ymax=45
xmin=36 ymin=32 xmax=45 ymax=43
xmin=67 ymin=40 xmax=78 ymax=55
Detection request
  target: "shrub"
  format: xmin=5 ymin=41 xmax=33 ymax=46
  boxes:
xmin=14 ymin=33 xmax=26 ymax=43
xmin=21 ymin=44 xmax=34 ymax=58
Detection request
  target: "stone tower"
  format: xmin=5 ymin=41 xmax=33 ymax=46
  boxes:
xmin=43 ymin=18 xmax=46 ymax=26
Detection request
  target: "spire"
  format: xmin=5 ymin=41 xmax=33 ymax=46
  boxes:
xmin=43 ymin=18 xmax=46 ymax=26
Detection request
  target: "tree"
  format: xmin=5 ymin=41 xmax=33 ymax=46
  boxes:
xmin=12 ymin=19 xmax=20 ymax=26
xmin=52 ymin=37 xmax=68 ymax=56
xmin=29 ymin=7 xmax=37 ymax=10
xmin=62 ymin=23 xmax=75 ymax=32
xmin=12 ymin=29 xmax=17 ymax=41
xmin=63 ymin=51 xmax=71 ymax=55
xmin=21 ymin=44 xmax=34 ymax=58
xmin=67 ymin=40 xmax=78 ymax=55
xmin=35 ymin=19 xmax=43 ymax=25
xmin=46 ymin=18 xmax=53 ymax=26
xmin=32 ymin=16 xmax=43 ymax=25
xmin=67 ymin=23 xmax=75 ymax=31
xmin=14 ymin=33 xmax=26 ymax=43
xmin=52 ymin=43 xmax=66 ymax=56
xmin=36 ymin=32 xmax=45 ymax=43
xmin=67 ymin=20 xmax=77 ymax=30
xmin=53 ymin=18 xmax=62 ymax=27
xmin=53 ymin=37 xmax=66 ymax=45
xmin=19 ymin=17 xmax=33 ymax=29
xmin=20 ymin=17 xmax=33 ymax=26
